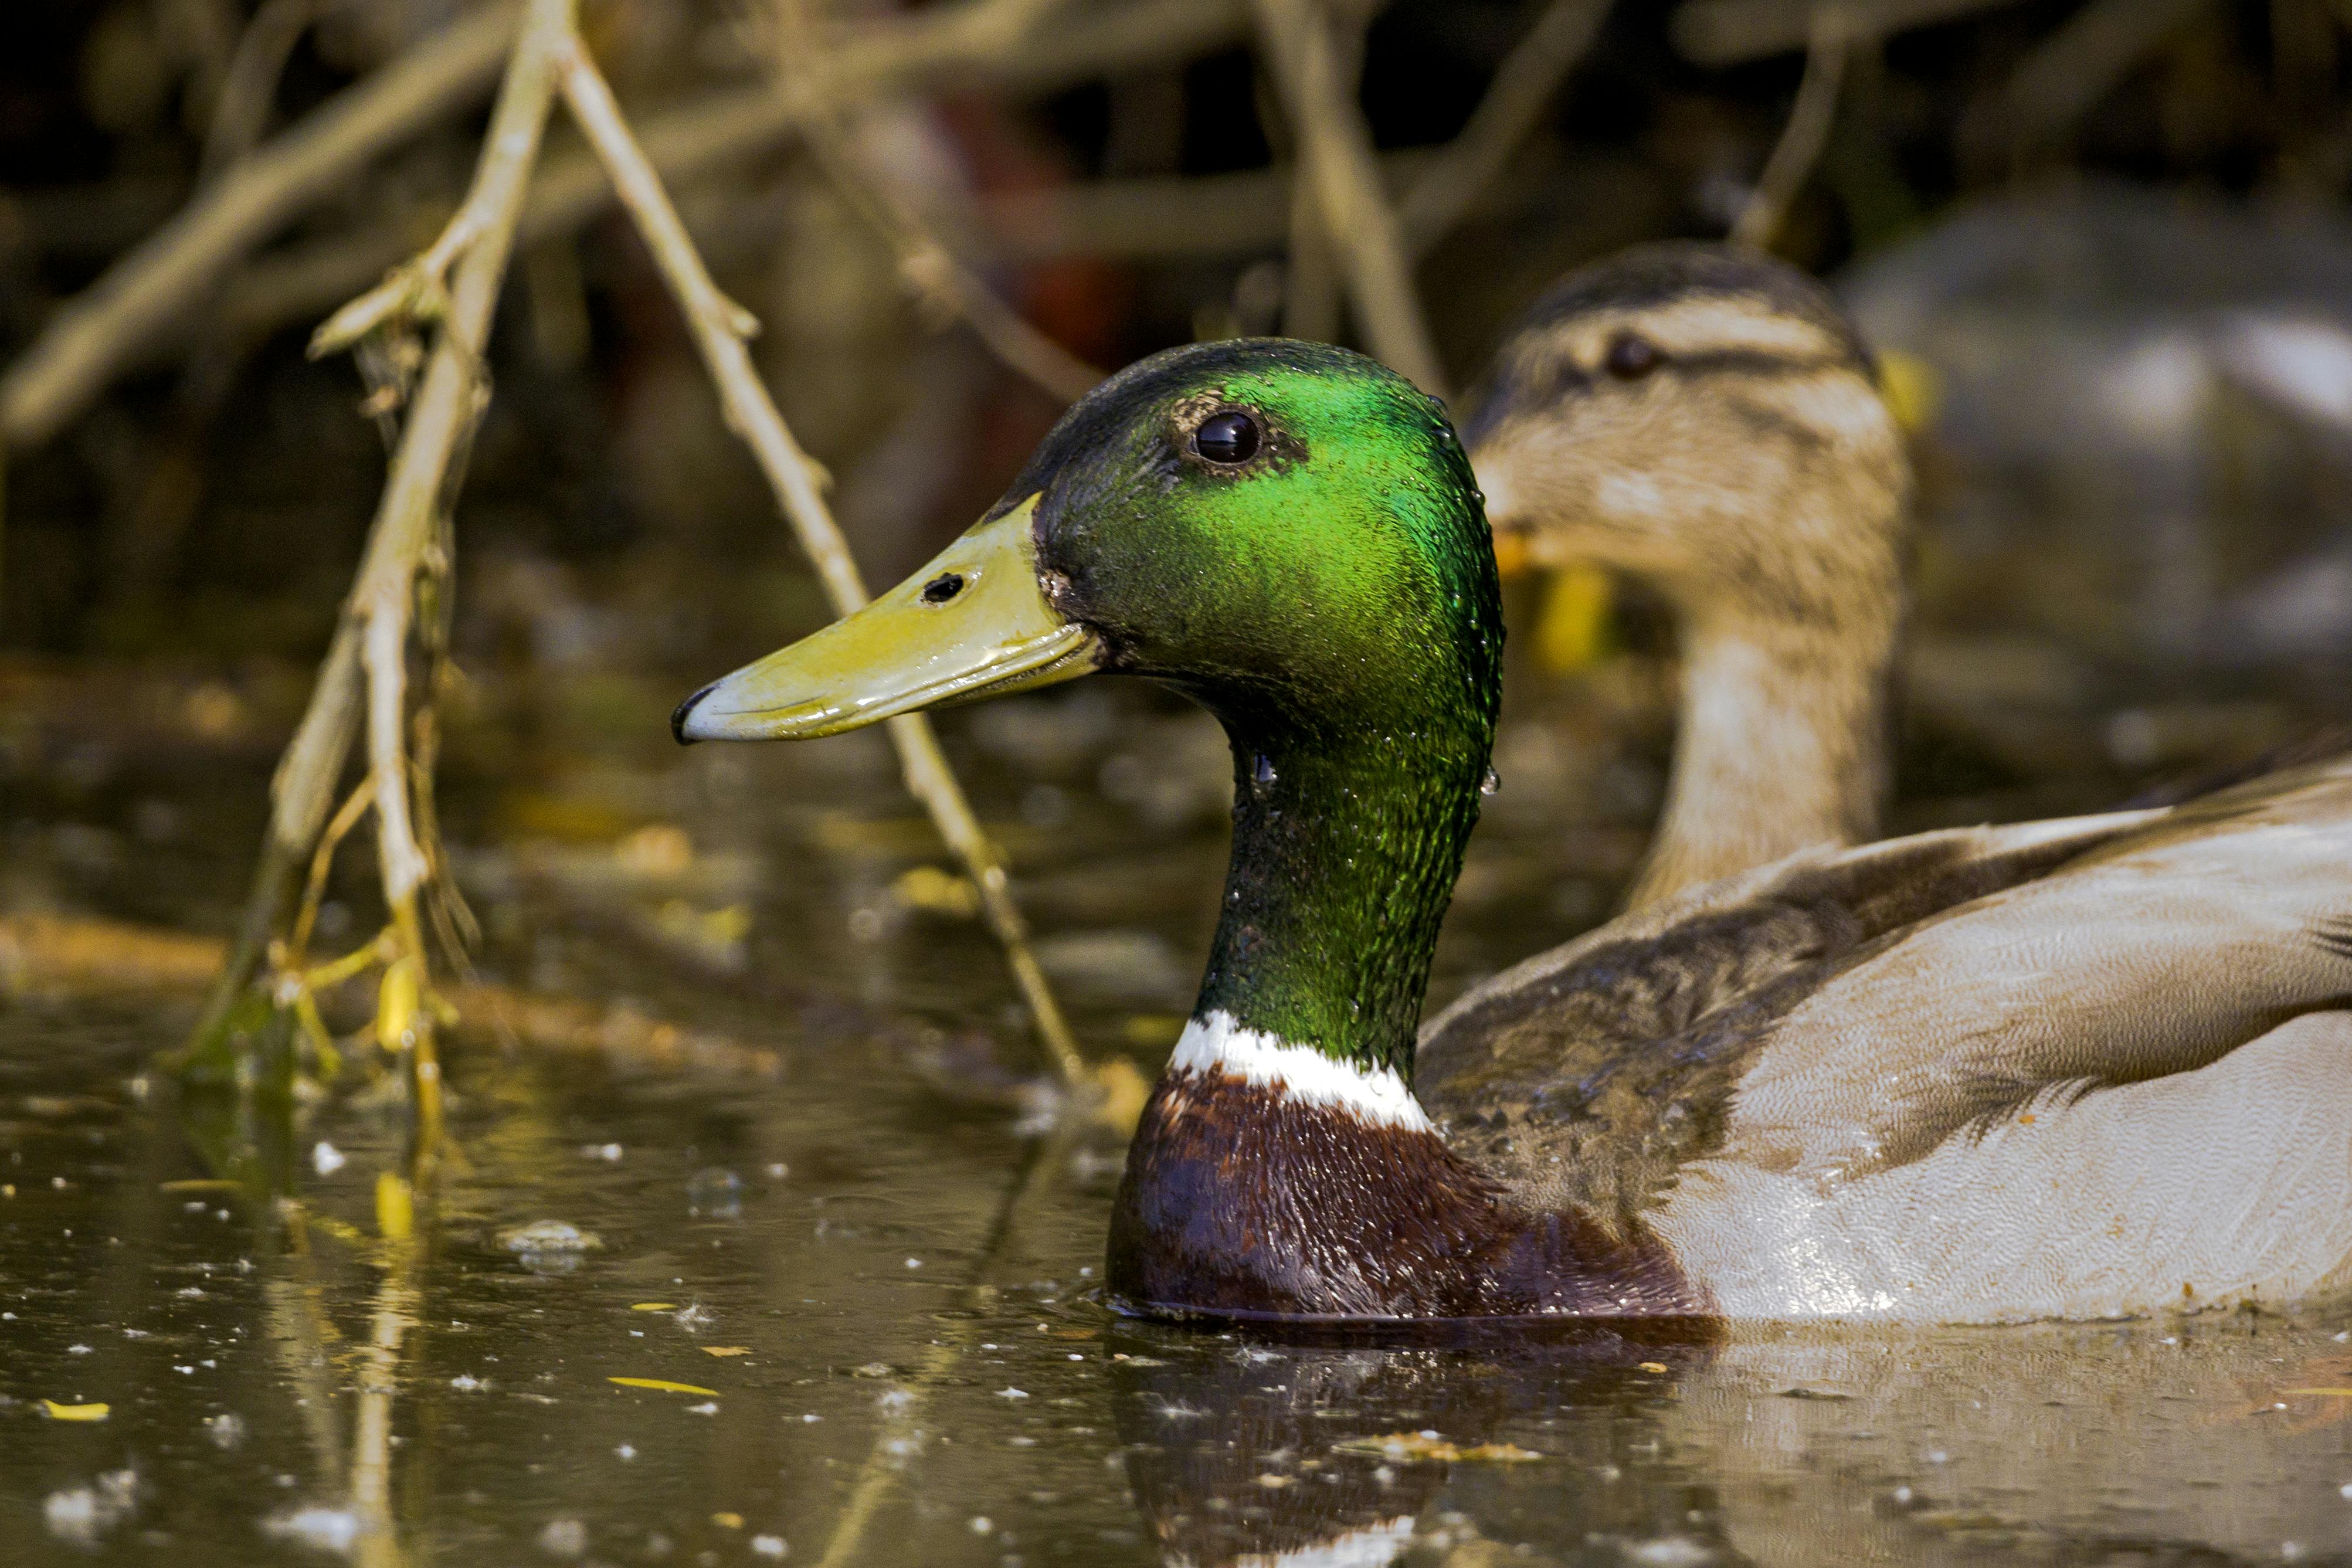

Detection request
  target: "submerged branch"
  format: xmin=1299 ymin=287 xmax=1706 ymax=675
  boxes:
xmin=553 ymin=35 xmax=1088 ymax=1088
xmin=186 ymin=0 xmax=574 ymax=1114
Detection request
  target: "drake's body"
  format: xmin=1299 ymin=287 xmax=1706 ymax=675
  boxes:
xmin=677 ymin=332 xmax=2352 ymax=1328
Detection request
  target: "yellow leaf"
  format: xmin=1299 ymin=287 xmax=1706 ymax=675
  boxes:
xmin=43 ymin=1400 xmax=110 ymax=1421
xmin=1637 ymin=1362 xmax=1669 ymax=1373
xmin=609 ymin=1377 xmax=719 ymax=1397
xmin=701 ymin=1347 xmax=751 ymax=1357
xmin=376 ymin=956 xmax=419 ymax=1054
xmin=711 ymin=1513 xmax=744 ymax=1530
xmin=630 ymin=1302 xmax=679 ymax=1312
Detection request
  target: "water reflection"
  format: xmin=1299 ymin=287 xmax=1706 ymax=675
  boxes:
xmin=11 ymin=999 xmax=2352 ymax=1567
xmin=1104 ymin=1315 xmax=2352 ymax=1567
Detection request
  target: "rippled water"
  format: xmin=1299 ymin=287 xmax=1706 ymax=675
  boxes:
xmin=8 ymin=673 xmax=2352 ymax=1566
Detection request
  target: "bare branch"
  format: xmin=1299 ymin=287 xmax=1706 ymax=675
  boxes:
xmin=0 ymin=3 xmax=520 ymax=449
xmin=1730 ymin=8 xmax=1850 ymax=251
xmin=554 ymin=35 xmax=1088 ymax=1088
xmin=1251 ymin=0 xmax=1450 ymax=398
xmin=5 ymin=0 xmax=1258 ymax=452
xmin=1399 ymin=0 xmax=1613 ymax=257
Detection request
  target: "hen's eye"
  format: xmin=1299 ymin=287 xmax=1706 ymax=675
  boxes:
xmin=1604 ymin=332 xmax=1664 ymax=380
xmin=1194 ymin=410 xmax=1261 ymax=464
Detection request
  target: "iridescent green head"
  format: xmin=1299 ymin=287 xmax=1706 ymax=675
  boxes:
xmin=677 ymin=339 xmax=1502 ymax=1073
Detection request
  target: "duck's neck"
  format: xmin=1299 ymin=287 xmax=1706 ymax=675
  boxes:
xmin=1627 ymin=603 xmax=1896 ymax=909
xmin=1186 ymin=714 xmax=1488 ymax=1090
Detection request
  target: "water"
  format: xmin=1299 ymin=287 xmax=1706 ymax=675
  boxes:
xmin=6 ymin=668 xmax=2350 ymax=1566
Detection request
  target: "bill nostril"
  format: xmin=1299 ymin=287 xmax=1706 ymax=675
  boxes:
xmin=922 ymin=572 xmax=965 ymax=605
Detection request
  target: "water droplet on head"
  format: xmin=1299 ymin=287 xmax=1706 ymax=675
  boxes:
xmin=1480 ymin=766 xmax=1501 ymax=796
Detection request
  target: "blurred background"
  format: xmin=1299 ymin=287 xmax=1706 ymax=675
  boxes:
xmin=11 ymin=6 xmax=2352 ymax=1565
xmin=6 ymin=0 xmax=2352 ymax=1039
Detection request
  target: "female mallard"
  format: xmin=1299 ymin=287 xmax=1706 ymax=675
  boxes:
xmin=1467 ymin=243 xmax=1910 ymax=908
xmin=676 ymin=338 xmax=2352 ymax=1326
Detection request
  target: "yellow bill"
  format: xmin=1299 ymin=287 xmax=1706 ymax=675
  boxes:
xmin=674 ymin=495 xmax=1099 ymax=743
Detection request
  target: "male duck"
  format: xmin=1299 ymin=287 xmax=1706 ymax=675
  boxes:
xmin=676 ymin=337 xmax=2352 ymax=1326
xmin=1467 ymin=243 xmax=1910 ymax=908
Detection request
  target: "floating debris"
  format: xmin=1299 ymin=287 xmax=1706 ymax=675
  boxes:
xmin=630 ymin=1302 xmax=677 ymax=1312
xmin=1332 ymin=1432 xmax=1543 ymax=1463
xmin=701 ymin=1346 xmax=750 ymax=1357
xmin=751 ymin=1535 xmax=787 ymax=1558
xmin=311 ymin=1142 xmax=346 ymax=1175
xmin=42 ymin=1399 xmax=110 ymax=1421
xmin=608 ymin=1377 xmax=719 ymax=1396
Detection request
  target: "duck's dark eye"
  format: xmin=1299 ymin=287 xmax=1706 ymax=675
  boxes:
xmin=1604 ymin=332 xmax=1663 ymax=381
xmin=1194 ymin=410 xmax=1261 ymax=464
xmin=921 ymin=572 xmax=964 ymax=605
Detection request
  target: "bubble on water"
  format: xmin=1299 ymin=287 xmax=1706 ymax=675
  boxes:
xmin=262 ymin=1506 xmax=360 ymax=1555
xmin=686 ymin=1168 xmax=742 ymax=1218
xmin=969 ymin=1517 xmax=993 ymax=1535
xmin=45 ymin=1469 xmax=136 ymax=1547
xmin=498 ymin=1221 xmax=602 ymax=1275
xmin=1623 ymin=1538 xmax=1714 ymax=1567
xmin=205 ymin=1413 xmax=246 ymax=1449
xmin=750 ymin=1536 xmax=786 ymax=1559
xmin=536 ymin=1518 xmax=588 ymax=1558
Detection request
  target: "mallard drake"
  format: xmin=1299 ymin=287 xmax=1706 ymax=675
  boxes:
xmin=676 ymin=337 xmax=2352 ymax=1326
xmin=1466 ymin=243 xmax=1910 ymax=908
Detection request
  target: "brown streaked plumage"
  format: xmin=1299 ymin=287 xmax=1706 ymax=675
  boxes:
xmin=1419 ymin=741 xmax=2352 ymax=1322
xmin=1465 ymin=243 xmax=1910 ymax=908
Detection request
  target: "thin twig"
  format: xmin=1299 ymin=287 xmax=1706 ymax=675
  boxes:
xmin=1674 ymin=0 xmax=2027 ymax=66
xmin=1976 ymin=0 xmax=2210 ymax=158
xmin=1276 ymin=11 xmax=1365 ymax=341
xmin=0 ymin=3 xmax=520 ymax=449
xmin=775 ymin=0 xmax=1099 ymax=402
xmin=200 ymin=0 xmax=318 ymax=180
xmin=1730 ymin=8 xmax=1850 ymax=252
xmin=1251 ymin=0 xmax=1450 ymax=398
xmin=1397 ymin=0 xmax=1613 ymax=257
xmin=554 ymin=35 xmax=1088 ymax=1090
